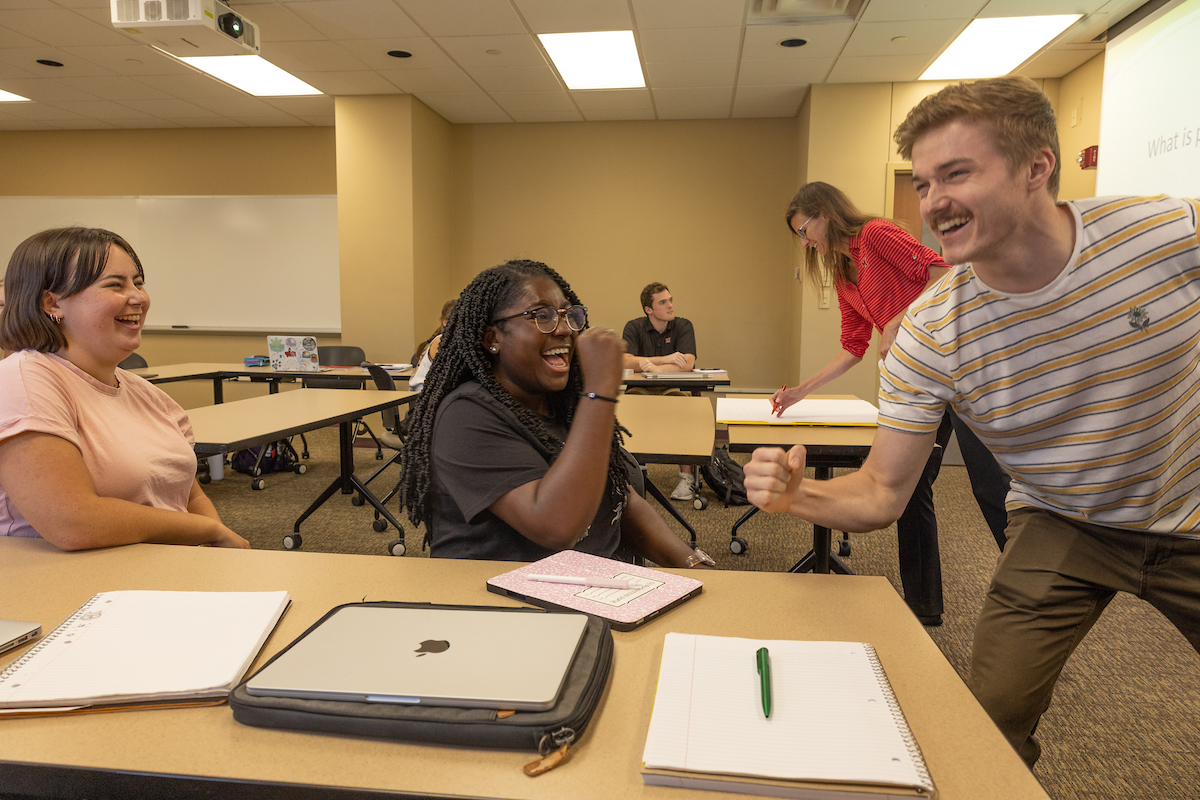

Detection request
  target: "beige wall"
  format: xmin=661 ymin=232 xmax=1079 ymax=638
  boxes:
xmin=411 ymin=99 xmax=458 ymax=358
xmin=451 ymin=118 xmax=798 ymax=389
xmin=1054 ymin=52 xmax=1105 ymax=201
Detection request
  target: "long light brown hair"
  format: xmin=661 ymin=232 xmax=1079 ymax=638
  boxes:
xmin=785 ymin=182 xmax=879 ymax=289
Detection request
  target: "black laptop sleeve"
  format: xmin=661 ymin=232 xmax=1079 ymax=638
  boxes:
xmin=229 ymin=601 xmax=613 ymax=753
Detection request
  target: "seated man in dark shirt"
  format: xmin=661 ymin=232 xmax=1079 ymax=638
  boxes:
xmin=622 ymin=282 xmax=699 ymax=501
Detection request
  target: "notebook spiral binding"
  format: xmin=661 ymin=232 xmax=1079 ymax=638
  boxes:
xmin=862 ymin=643 xmax=936 ymax=795
xmin=0 ymin=594 xmax=104 ymax=685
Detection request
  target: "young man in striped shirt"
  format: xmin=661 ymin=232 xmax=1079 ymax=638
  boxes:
xmin=744 ymin=76 xmax=1200 ymax=767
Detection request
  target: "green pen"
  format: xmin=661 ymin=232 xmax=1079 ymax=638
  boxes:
xmin=756 ymin=647 xmax=772 ymax=718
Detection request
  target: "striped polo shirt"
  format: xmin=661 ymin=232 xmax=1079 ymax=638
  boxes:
xmin=879 ymin=196 xmax=1200 ymax=534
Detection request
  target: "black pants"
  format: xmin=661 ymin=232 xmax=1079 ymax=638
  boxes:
xmin=948 ymin=410 xmax=1012 ymax=551
xmin=895 ymin=412 xmax=954 ymax=618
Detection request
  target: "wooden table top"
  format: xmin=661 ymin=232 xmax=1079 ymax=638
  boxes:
xmin=0 ymin=538 xmax=1047 ymax=800
xmin=616 ymin=394 xmax=715 ymax=465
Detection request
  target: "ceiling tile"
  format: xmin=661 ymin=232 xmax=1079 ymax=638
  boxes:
xmin=737 ymin=57 xmax=830 ymax=86
xmin=0 ymin=62 xmax=40 ymax=79
xmin=237 ymin=3 xmax=326 ymax=42
xmin=165 ymin=117 xmax=246 ymax=127
xmin=0 ymin=46 xmax=115 ymax=76
xmin=860 ymin=0 xmax=987 ymax=22
xmin=292 ymin=69 xmax=400 ymax=94
xmin=261 ymin=94 xmax=336 ymax=115
xmin=334 ymin=37 xmax=457 ymax=70
xmin=734 ymin=84 xmax=808 ymax=107
xmin=841 ymin=19 xmax=968 ymax=57
xmin=115 ymin=96 xmax=217 ymax=117
xmin=630 ymin=0 xmax=745 ymax=30
xmin=51 ymin=0 xmax=113 ymax=10
xmin=0 ymin=23 xmax=42 ymax=48
xmin=379 ymin=66 xmax=477 ymax=93
xmin=263 ymin=40 xmax=368 ymax=72
xmin=462 ymin=63 xmax=561 ymax=92
xmin=56 ymin=74 xmax=174 ymax=99
xmin=188 ymin=94 xmax=280 ymax=116
xmin=435 ymin=33 xmax=546 ymax=68
xmin=102 ymin=117 xmax=180 ymax=128
xmin=2 ymin=100 xmax=86 ymax=118
xmin=396 ymin=0 xmax=526 ymax=37
xmin=652 ymin=85 xmax=731 ymax=116
xmin=730 ymin=107 xmax=794 ymax=118
xmin=53 ymin=98 xmax=156 ymax=118
xmin=825 ymin=54 xmax=933 ymax=84
xmin=411 ymin=90 xmax=510 ymax=123
xmin=579 ymin=106 xmax=654 ymax=121
xmin=1 ymin=8 xmax=129 ymax=47
xmin=55 ymin=45 xmax=191 ymax=76
xmin=645 ymin=59 xmax=736 ymax=89
xmin=638 ymin=26 xmax=742 ymax=63
xmin=286 ymin=0 xmax=424 ymax=41
xmin=509 ymin=108 xmax=583 ymax=122
xmin=512 ymin=0 xmax=631 ymax=33
xmin=0 ymin=76 xmax=101 ymax=100
xmin=0 ymin=116 xmax=50 ymax=129
xmin=0 ymin=0 xmax=57 ymax=9
xmin=978 ymin=0 xmax=1107 ymax=17
xmin=742 ymin=22 xmax=854 ymax=59
xmin=134 ymin=72 xmax=248 ymax=99
xmin=488 ymin=89 xmax=574 ymax=113
xmin=569 ymin=88 xmax=651 ymax=113
xmin=1013 ymin=45 xmax=1105 ymax=78
xmin=295 ymin=115 xmax=335 ymax=126
xmin=50 ymin=118 xmax=117 ymax=129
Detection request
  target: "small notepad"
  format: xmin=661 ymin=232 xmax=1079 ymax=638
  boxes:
xmin=0 ymin=590 xmax=290 ymax=712
xmin=642 ymin=633 xmax=935 ymax=798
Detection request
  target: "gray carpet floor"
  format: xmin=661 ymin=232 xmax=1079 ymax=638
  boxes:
xmin=205 ymin=426 xmax=1200 ymax=800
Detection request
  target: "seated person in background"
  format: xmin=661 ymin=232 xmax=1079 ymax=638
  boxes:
xmin=0 ymin=227 xmax=250 ymax=550
xmin=399 ymin=259 xmax=713 ymax=569
xmin=409 ymin=298 xmax=456 ymax=393
xmin=622 ymin=282 xmax=700 ymax=501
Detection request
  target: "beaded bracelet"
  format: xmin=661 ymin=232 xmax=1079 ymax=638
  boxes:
xmin=581 ymin=392 xmax=618 ymax=404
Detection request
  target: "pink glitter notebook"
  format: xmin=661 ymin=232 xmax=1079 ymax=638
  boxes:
xmin=486 ymin=551 xmax=704 ymax=632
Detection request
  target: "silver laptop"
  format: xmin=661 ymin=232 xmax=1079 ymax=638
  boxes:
xmin=245 ymin=606 xmax=589 ymax=711
xmin=0 ymin=619 xmax=41 ymax=656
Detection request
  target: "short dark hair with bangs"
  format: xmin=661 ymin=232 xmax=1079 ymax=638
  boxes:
xmin=0 ymin=227 xmax=144 ymax=353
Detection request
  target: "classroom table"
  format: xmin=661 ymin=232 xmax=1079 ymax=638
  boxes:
xmin=131 ymin=362 xmax=414 ymax=405
xmin=725 ymin=395 xmax=876 ymax=574
xmin=0 ymin=537 xmax=1048 ymax=800
xmin=187 ymin=388 xmax=416 ymax=553
xmin=623 ymin=371 xmax=730 ymax=396
xmin=615 ymin=394 xmax=716 ymax=547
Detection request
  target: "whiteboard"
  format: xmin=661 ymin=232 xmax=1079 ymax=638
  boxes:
xmin=0 ymin=196 xmax=341 ymax=332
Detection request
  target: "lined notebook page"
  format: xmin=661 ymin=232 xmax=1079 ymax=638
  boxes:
xmin=716 ymin=398 xmax=879 ymax=426
xmin=0 ymin=590 xmax=290 ymax=709
xmin=643 ymin=633 xmax=931 ymax=791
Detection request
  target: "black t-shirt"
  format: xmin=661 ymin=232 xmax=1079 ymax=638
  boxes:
xmin=428 ymin=381 xmax=629 ymax=561
xmin=621 ymin=316 xmax=697 ymax=359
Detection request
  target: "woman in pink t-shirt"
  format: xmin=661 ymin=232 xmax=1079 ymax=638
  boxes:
xmin=0 ymin=227 xmax=249 ymax=550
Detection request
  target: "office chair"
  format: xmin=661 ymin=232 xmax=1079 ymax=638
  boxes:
xmin=303 ymin=345 xmax=384 ymax=459
xmin=352 ymin=361 xmax=407 ymax=556
xmin=117 ymin=352 xmax=148 ymax=370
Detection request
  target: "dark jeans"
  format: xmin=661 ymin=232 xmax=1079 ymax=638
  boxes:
xmin=949 ymin=409 xmax=1012 ymax=551
xmin=895 ymin=411 xmax=954 ymax=618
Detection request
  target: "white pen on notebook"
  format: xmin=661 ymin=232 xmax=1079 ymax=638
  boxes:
xmin=526 ymin=574 xmax=631 ymax=590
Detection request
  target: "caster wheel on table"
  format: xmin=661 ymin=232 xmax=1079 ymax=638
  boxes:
xmin=251 ymin=478 xmax=266 ymax=491
xmin=351 ymin=494 xmax=365 ymax=506
xmin=294 ymin=463 xmax=307 ymax=475
xmin=387 ymin=539 xmax=406 ymax=557
xmin=198 ymin=474 xmax=211 ymax=485
xmin=692 ymin=496 xmax=708 ymax=510
xmin=372 ymin=518 xmax=388 ymax=533
xmin=283 ymin=533 xmax=302 ymax=550
xmin=838 ymin=540 xmax=852 ymax=557
xmin=729 ymin=537 xmax=749 ymax=555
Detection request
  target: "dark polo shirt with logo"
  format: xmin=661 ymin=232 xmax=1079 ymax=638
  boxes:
xmin=621 ymin=317 xmax=697 ymax=359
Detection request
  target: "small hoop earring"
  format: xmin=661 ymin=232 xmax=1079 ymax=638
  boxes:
xmin=49 ymin=314 xmax=62 ymax=325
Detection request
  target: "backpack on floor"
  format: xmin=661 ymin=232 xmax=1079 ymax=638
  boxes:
xmin=232 ymin=441 xmax=299 ymax=476
xmin=700 ymin=446 xmax=750 ymax=507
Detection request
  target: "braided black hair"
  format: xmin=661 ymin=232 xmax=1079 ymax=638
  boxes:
xmin=400 ymin=259 xmax=628 ymax=538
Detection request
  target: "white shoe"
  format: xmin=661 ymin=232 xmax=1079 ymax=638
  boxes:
xmin=670 ymin=472 xmax=695 ymax=501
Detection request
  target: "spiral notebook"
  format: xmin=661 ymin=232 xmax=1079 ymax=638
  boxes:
xmin=0 ymin=590 xmax=290 ymax=715
xmin=642 ymin=634 xmax=936 ymax=799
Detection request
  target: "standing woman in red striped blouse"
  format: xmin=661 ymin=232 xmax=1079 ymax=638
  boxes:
xmin=774 ymin=181 xmax=955 ymax=626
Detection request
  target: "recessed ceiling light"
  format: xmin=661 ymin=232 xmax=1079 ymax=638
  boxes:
xmin=538 ymin=30 xmax=645 ymax=90
xmin=173 ymin=54 xmax=322 ymax=96
xmin=36 ymin=59 xmax=64 ymax=67
xmin=0 ymin=88 xmax=32 ymax=102
xmin=780 ymin=38 xmax=807 ymax=48
xmin=387 ymin=50 xmax=412 ymax=59
xmin=920 ymin=15 xmax=1082 ymax=80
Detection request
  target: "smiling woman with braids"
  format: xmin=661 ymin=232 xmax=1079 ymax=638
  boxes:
xmin=399 ymin=259 xmax=712 ymax=568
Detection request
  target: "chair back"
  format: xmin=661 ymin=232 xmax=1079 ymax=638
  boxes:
xmin=118 ymin=352 xmax=148 ymax=370
xmin=306 ymin=345 xmax=369 ymax=389
xmin=361 ymin=361 xmax=400 ymax=433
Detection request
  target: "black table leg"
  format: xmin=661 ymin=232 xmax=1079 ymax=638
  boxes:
xmin=642 ymin=472 xmax=698 ymax=547
xmin=292 ymin=419 xmax=405 ymax=536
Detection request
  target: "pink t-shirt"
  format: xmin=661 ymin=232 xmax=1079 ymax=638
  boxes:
xmin=0 ymin=351 xmax=196 ymax=538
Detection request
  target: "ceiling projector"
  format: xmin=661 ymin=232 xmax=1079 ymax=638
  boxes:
xmin=111 ymin=0 xmax=260 ymax=57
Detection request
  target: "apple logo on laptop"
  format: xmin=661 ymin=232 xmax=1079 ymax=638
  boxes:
xmin=414 ymin=639 xmax=450 ymax=657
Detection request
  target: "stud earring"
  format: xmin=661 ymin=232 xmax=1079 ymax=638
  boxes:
xmin=489 ymin=346 xmax=498 ymax=353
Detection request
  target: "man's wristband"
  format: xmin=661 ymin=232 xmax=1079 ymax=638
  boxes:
xmin=581 ymin=392 xmax=618 ymax=404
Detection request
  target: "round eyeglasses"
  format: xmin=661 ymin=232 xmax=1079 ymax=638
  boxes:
xmin=492 ymin=304 xmax=588 ymax=334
